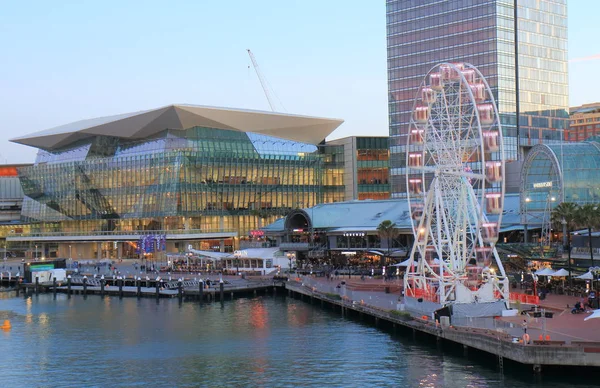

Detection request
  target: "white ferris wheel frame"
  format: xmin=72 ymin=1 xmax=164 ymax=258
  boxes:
xmin=404 ymin=62 xmax=509 ymax=307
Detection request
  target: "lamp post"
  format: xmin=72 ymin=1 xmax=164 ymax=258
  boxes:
xmin=562 ymin=218 xmax=573 ymax=287
xmin=287 ymin=252 xmax=296 ymax=275
xmin=524 ymin=197 xmax=531 ymax=243
xmin=69 ymin=245 xmax=72 ymax=260
xmin=591 ymin=206 xmax=598 ymax=269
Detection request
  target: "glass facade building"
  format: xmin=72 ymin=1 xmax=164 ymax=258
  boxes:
xmin=326 ymin=136 xmax=390 ymax=200
xmin=386 ymin=0 xmax=568 ymax=196
xmin=9 ymin=105 xmax=344 ymax=259
xmin=521 ymin=140 xmax=600 ymax=226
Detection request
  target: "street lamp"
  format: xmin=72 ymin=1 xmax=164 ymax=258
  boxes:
xmin=562 ymin=218 xmax=573 ymax=287
xmin=286 ymin=252 xmax=296 ymax=275
xmin=524 ymin=197 xmax=531 ymax=243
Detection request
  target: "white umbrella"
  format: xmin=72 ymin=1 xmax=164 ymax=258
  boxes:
xmin=548 ymin=268 xmax=570 ymax=289
xmin=391 ymin=258 xmax=412 ymax=267
xmin=584 ymin=309 xmax=600 ymax=321
xmin=536 ymin=267 xmax=555 ymax=276
xmin=550 ymin=268 xmax=570 ymax=277
xmin=576 ymin=271 xmax=594 ymax=280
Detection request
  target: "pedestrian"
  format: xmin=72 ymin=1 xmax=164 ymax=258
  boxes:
xmin=522 ymin=319 xmax=528 ymax=334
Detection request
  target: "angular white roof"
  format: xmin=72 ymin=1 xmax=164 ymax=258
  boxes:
xmin=11 ymin=104 xmax=344 ymax=150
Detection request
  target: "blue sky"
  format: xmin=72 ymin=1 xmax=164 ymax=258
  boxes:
xmin=0 ymin=0 xmax=598 ymax=163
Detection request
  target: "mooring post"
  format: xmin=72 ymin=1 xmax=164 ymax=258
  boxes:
xmin=53 ymin=277 xmax=57 ymax=298
xmin=100 ymin=275 xmax=105 ymax=297
xmin=35 ymin=275 xmax=39 ymax=295
xmin=137 ymin=277 xmax=141 ymax=298
xmin=199 ymin=280 xmax=204 ymax=303
xmin=219 ymin=279 xmax=224 ymax=303
xmin=67 ymin=275 xmax=72 ymax=297
xmin=83 ymin=276 xmax=88 ymax=297
xmin=118 ymin=277 xmax=123 ymax=298
xmin=178 ymin=279 xmax=183 ymax=302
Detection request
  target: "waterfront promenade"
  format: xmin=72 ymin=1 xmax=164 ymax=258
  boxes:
xmin=296 ymin=275 xmax=600 ymax=344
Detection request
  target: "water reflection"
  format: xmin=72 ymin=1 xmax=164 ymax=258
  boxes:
xmin=0 ymin=294 xmax=596 ymax=387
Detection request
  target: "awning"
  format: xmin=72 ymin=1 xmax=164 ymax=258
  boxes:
xmin=230 ymin=247 xmax=283 ymax=260
xmin=187 ymin=249 xmax=231 ymax=261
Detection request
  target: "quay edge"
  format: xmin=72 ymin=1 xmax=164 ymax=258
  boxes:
xmin=284 ymin=281 xmax=600 ymax=373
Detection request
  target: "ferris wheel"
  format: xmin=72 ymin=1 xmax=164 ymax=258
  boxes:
xmin=404 ymin=62 xmax=508 ymax=308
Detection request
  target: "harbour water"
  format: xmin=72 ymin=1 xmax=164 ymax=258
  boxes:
xmin=0 ymin=293 xmax=591 ymax=387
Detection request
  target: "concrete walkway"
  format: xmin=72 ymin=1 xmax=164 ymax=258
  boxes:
xmin=298 ymin=275 xmax=600 ymax=344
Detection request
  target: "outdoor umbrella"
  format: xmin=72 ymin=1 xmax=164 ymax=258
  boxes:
xmin=550 ymin=268 xmax=569 ymax=277
xmin=391 ymin=258 xmax=413 ymax=267
xmin=584 ymin=309 xmax=600 ymax=321
xmin=536 ymin=267 xmax=555 ymax=276
xmin=550 ymin=268 xmax=570 ymax=289
xmin=576 ymin=272 xmax=594 ymax=280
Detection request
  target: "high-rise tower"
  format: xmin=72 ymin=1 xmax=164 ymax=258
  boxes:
xmin=387 ymin=0 xmax=568 ymax=196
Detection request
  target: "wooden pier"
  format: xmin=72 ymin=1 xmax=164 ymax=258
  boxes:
xmin=12 ymin=275 xmax=278 ymax=302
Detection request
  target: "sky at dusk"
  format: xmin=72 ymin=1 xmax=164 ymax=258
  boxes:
xmin=0 ymin=0 xmax=598 ymax=163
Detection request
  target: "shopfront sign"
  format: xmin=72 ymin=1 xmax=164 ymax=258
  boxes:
xmin=533 ymin=181 xmax=552 ymax=189
xmin=571 ymin=247 xmax=600 ymax=258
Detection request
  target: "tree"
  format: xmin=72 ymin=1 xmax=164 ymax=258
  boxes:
xmin=576 ymin=203 xmax=599 ymax=268
xmin=552 ymin=202 xmax=578 ymax=285
xmin=377 ymin=220 xmax=399 ymax=268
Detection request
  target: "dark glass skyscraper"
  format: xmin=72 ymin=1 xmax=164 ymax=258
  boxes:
xmin=387 ymin=0 xmax=568 ymax=196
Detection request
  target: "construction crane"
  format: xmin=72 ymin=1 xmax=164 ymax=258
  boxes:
xmin=247 ymin=49 xmax=285 ymax=112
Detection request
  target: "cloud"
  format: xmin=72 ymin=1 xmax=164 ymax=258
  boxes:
xmin=569 ymin=53 xmax=600 ymax=63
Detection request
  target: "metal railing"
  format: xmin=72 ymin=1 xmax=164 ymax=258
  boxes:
xmin=279 ymin=242 xmax=310 ymax=250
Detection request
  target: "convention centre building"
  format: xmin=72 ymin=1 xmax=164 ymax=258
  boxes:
xmin=7 ymin=104 xmax=344 ymax=260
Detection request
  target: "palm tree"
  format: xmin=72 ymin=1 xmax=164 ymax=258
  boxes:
xmin=377 ymin=220 xmax=399 ymax=268
xmin=552 ymin=202 xmax=578 ymax=286
xmin=576 ymin=203 xmax=599 ymax=268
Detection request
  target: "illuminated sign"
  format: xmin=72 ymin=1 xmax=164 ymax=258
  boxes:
xmin=341 ymin=251 xmax=357 ymax=256
xmin=234 ymin=250 xmax=248 ymax=258
xmin=250 ymin=230 xmax=264 ymax=237
xmin=533 ymin=181 xmax=552 ymax=188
